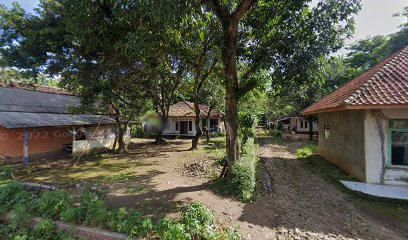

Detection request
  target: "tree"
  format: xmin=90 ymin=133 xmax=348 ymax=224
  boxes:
xmin=0 ymin=1 xmax=152 ymax=152
xmin=177 ymin=11 xmax=221 ymax=150
xmin=205 ymin=0 xmax=360 ymax=179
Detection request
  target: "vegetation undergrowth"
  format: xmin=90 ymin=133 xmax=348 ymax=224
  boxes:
xmin=295 ymin=144 xmax=318 ymax=157
xmin=0 ymin=182 xmax=240 ymax=239
xmin=213 ymin=138 xmax=259 ymax=202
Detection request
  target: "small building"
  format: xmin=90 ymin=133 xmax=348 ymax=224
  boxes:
xmin=303 ymin=46 xmax=408 ymax=186
xmin=0 ymin=84 xmax=123 ymax=162
xmin=277 ymin=116 xmax=318 ymax=133
xmin=159 ymin=101 xmax=224 ymax=137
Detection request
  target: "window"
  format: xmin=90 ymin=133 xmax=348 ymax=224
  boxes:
xmin=189 ymin=121 xmax=192 ymax=131
xmin=175 ymin=121 xmax=179 ymax=131
xmin=323 ymin=125 xmax=330 ymax=139
xmin=304 ymin=121 xmax=308 ymax=129
xmin=389 ymin=120 xmax=408 ymax=166
xmin=300 ymin=121 xmax=303 ymax=128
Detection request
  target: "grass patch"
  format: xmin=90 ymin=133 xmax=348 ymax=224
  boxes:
xmin=126 ymin=186 xmax=149 ymax=194
xmin=295 ymin=144 xmax=318 ymax=157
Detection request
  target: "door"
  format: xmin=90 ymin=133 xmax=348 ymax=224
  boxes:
xmin=180 ymin=121 xmax=188 ymax=134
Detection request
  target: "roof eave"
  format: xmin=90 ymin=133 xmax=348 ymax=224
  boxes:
xmin=302 ymin=103 xmax=408 ymax=115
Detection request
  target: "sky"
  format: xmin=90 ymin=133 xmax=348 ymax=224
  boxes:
xmin=1 ymin=0 xmax=407 ymax=48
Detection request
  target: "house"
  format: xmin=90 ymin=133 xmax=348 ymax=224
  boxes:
xmin=0 ymin=84 xmax=125 ymax=162
xmin=303 ymin=46 xmax=408 ymax=186
xmin=277 ymin=116 xmax=318 ymax=133
xmin=156 ymin=101 xmax=224 ymax=137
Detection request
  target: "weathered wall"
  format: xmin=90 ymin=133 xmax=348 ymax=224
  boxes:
xmin=318 ymin=110 xmax=366 ymax=181
xmin=72 ymin=125 xmax=124 ymax=156
xmin=0 ymin=127 xmax=72 ymax=158
xmin=366 ymin=109 xmax=408 ymax=186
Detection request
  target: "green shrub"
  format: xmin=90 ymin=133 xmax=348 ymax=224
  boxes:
xmin=231 ymin=138 xmax=258 ymax=202
xmin=0 ymin=182 xmax=24 ymax=213
xmin=181 ymin=203 xmax=214 ymax=236
xmin=31 ymin=219 xmax=56 ymax=240
xmin=270 ymin=129 xmax=282 ymax=138
xmin=0 ymin=165 xmax=16 ymax=180
xmin=156 ymin=218 xmax=190 ymax=240
xmin=295 ymin=144 xmax=318 ymax=157
xmin=37 ymin=190 xmax=71 ymax=219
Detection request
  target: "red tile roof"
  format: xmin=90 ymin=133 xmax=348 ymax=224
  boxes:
xmin=303 ymin=46 xmax=408 ymax=115
xmin=168 ymin=101 xmax=222 ymax=118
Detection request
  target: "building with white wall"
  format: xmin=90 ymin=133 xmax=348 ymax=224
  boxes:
xmin=161 ymin=102 xmax=224 ymax=137
xmin=303 ymin=46 xmax=408 ymax=186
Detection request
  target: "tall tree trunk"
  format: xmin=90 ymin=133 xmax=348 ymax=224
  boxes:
xmin=191 ymin=98 xmax=202 ymax=150
xmin=219 ymin=20 xmax=240 ymax=180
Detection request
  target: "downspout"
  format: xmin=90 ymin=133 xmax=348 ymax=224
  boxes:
xmin=23 ymin=128 xmax=29 ymax=165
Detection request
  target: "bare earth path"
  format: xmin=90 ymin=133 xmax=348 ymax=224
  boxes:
xmin=104 ymin=137 xmax=406 ymax=240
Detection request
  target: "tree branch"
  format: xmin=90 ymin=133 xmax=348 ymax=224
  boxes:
xmin=232 ymin=0 xmax=257 ymax=21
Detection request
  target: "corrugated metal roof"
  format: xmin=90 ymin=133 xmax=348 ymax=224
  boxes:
xmin=0 ymin=87 xmax=80 ymax=113
xmin=0 ymin=112 xmax=115 ymax=129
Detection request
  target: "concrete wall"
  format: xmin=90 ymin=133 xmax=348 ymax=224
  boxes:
xmin=0 ymin=127 xmax=72 ymax=158
xmin=365 ymin=109 xmax=408 ymax=186
xmin=296 ymin=118 xmax=318 ymax=133
xmin=318 ymin=110 xmax=366 ymax=181
xmin=72 ymin=125 xmax=128 ymax=156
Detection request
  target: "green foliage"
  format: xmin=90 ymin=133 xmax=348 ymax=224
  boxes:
xmin=0 ymin=182 xmax=24 ymax=213
xmin=270 ymin=130 xmax=282 ymax=138
xmin=156 ymin=218 xmax=190 ymax=240
xmin=0 ymin=165 xmax=16 ymax=180
xmin=0 ymin=181 xmax=241 ymax=239
xmin=181 ymin=203 xmax=214 ymax=235
xmin=295 ymin=144 xmax=319 ymax=157
xmin=231 ymin=138 xmax=258 ymax=202
xmin=31 ymin=219 xmax=56 ymax=240
xmin=38 ymin=190 xmax=70 ymax=219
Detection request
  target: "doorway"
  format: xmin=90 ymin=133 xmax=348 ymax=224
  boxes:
xmin=180 ymin=121 xmax=189 ymax=134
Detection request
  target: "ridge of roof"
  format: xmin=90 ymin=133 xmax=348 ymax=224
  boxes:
xmin=303 ymin=46 xmax=408 ymax=115
xmin=1 ymin=81 xmax=73 ymax=96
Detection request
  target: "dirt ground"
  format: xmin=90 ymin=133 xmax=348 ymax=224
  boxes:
xmin=19 ymin=134 xmax=407 ymax=240
xmin=100 ymin=136 xmax=405 ymax=240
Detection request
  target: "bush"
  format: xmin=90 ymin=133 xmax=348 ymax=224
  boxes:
xmin=37 ymin=190 xmax=71 ymax=219
xmin=0 ymin=165 xmax=16 ymax=180
xmin=231 ymin=138 xmax=258 ymax=202
xmin=0 ymin=182 xmax=240 ymax=240
xmin=0 ymin=182 xmax=24 ymax=213
xmin=270 ymin=129 xmax=282 ymax=138
xmin=295 ymin=144 xmax=318 ymax=157
xmin=156 ymin=218 xmax=190 ymax=240
xmin=32 ymin=219 xmax=56 ymax=240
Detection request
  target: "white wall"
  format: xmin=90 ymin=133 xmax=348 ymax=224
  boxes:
xmin=162 ymin=117 xmax=224 ymax=136
xmin=296 ymin=118 xmax=318 ymax=132
xmin=365 ymin=109 xmax=408 ymax=186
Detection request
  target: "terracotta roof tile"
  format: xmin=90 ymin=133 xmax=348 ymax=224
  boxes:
xmin=303 ymin=46 xmax=408 ymax=115
xmin=168 ymin=101 xmax=221 ymax=118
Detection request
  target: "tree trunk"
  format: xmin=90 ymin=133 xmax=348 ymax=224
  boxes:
xmin=308 ymin=119 xmax=313 ymax=141
xmin=219 ymin=19 xmax=240 ymax=180
xmin=117 ymin=123 xmax=128 ymax=153
xmin=155 ymin=117 xmax=166 ymax=144
xmin=191 ymin=93 xmax=203 ymax=150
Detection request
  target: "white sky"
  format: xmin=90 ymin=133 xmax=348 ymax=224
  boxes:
xmin=1 ymin=0 xmax=407 ymax=50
